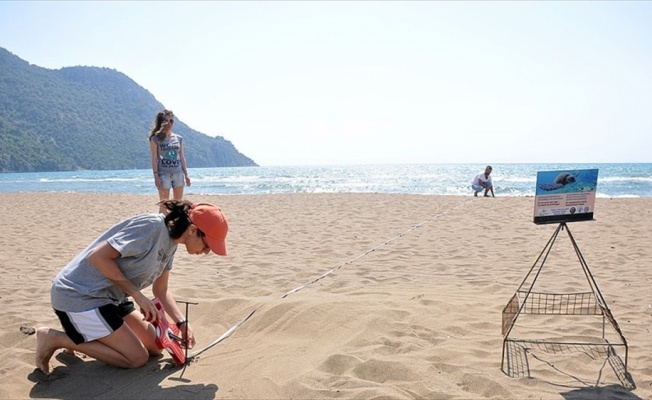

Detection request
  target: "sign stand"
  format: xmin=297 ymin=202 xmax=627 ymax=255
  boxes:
xmin=501 ymin=222 xmax=629 ymax=383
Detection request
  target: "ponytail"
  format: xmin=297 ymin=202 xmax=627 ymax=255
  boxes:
xmin=160 ymin=200 xmax=193 ymax=239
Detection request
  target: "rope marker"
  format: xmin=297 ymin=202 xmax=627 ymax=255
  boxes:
xmin=188 ymin=198 xmax=476 ymax=360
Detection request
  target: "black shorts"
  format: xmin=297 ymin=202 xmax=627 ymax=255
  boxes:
xmin=54 ymin=300 xmax=137 ymax=345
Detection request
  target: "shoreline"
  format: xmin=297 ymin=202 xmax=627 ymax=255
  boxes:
xmin=3 ymin=163 xmax=652 ymax=198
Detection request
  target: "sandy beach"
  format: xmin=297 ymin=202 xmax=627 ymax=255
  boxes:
xmin=1 ymin=192 xmax=650 ymax=399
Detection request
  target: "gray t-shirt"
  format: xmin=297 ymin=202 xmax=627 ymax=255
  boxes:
xmin=51 ymin=213 xmax=177 ymax=312
xmin=150 ymin=133 xmax=184 ymax=174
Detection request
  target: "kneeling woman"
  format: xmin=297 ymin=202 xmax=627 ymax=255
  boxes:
xmin=36 ymin=200 xmax=228 ymax=375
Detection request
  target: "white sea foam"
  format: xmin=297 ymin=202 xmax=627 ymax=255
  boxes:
xmin=3 ymin=163 xmax=651 ymax=197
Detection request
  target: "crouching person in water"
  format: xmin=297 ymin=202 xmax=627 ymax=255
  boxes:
xmin=35 ymin=200 xmax=228 ymax=375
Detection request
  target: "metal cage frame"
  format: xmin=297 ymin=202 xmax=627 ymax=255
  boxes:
xmin=501 ymin=223 xmax=629 ymax=383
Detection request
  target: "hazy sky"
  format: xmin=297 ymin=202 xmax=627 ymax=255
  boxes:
xmin=1 ymin=1 xmax=650 ymax=166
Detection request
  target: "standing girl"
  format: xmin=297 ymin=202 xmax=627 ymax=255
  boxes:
xmin=149 ymin=109 xmax=191 ymax=213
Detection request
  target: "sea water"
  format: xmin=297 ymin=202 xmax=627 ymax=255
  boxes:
xmin=1 ymin=163 xmax=651 ymax=197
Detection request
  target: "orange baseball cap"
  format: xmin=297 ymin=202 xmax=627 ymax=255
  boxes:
xmin=189 ymin=203 xmax=229 ymax=256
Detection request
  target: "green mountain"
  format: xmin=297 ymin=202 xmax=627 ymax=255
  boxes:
xmin=0 ymin=47 xmax=257 ymax=172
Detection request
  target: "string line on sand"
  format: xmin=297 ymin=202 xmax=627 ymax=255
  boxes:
xmin=188 ymin=198 xmax=476 ymax=360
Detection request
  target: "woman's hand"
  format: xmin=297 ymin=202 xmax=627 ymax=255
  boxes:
xmin=135 ymin=293 xmax=159 ymax=323
xmin=178 ymin=321 xmax=196 ymax=349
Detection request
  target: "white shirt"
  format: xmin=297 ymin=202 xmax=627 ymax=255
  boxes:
xmin=472 ymin=172 xmax=492 ymax=186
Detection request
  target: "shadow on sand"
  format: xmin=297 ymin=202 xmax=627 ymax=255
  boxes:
xmin=561 ymin=384 xmax=643 ymax=400
xmin=27 ymin=352 xmax=218 ymax=400
xmin=504 ymin=341 xmax=641 ymax=399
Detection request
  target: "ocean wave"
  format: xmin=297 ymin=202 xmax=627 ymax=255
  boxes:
xmin=2 ymin=164 xmax=651 ymax=197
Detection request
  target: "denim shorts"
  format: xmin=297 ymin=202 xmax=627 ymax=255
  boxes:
xmin=472 ymin=183 xmax=491 ymax=192
xmin=158 ymin=172 xmax=185 ymax=189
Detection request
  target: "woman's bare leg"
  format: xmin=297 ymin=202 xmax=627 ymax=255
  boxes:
xmin=123 ymin=311 xmax=161 ymax=356
xmin=35 ymin=322 xmax=150 ymax=375
xmin=157 ymin=188 xmax=171 ymax=213
xmin=172 ymin=186 xmax=184 ymax=201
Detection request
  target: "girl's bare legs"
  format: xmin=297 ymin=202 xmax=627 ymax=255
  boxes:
xmin=35 ymin=311 xmax=160 ymax=375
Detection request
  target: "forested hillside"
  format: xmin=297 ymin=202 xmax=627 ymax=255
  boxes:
xmin=0 ymin=47 xmax=257 ymax=172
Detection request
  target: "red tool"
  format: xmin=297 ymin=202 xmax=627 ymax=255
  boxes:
xmin=150 ymin=298 xmax=186 ymax=366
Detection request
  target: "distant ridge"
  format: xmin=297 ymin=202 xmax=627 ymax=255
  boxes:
xmin=0 ymin=47 xmax=257 ymax=172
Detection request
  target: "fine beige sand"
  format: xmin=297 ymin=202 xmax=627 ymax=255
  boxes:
xmin=1 ymin=192 xmax=651 ymax=399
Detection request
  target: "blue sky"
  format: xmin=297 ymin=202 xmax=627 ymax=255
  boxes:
xmin=1 ymin=1 xmax=650 ymax=166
